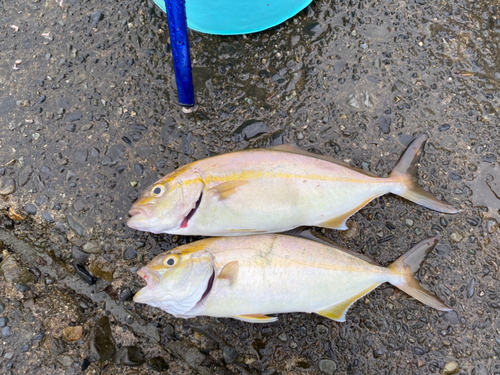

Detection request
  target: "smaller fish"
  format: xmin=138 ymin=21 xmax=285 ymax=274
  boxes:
xmin=134 ymin=234 xmax=451 ymax=323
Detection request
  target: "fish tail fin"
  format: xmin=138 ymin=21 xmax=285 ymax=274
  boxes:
xmin=388 ymin=134 xmax=459 ymax=214
xmin=388 ymin=236 xmax=452 ymax=311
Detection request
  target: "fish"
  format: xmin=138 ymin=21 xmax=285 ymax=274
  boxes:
xmin=133 ymin=234 xmax=451 ymax=323
xmin=127 ymin=134 xmax=459 ymax=236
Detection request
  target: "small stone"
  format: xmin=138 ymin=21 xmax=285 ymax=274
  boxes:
xmin=88 ymin=316 xmax=116 ymax=364
xmin=485 ymin=219 xmax=499 ymax=234
xmin=0 ymin=179 xmax=16 ymax=195
xmin=89 ymin=257 xmax=115 ymax=281
xmin=62 ymin=326 xmax=83 ymax=342
xmin=318 ymin=359 xmax=337 ymax=374
xmin=65 ymin=112 xmax=82 ymax=122
xmin=66 ymin=215 xmax=84 ymax=236
xmin=25 ymin=203 xmax=37 ymax=215
xmin=75 ymin=149 xmax=88 ymax=163
xmin=82 ymin=241 xmax=101 ymax=254
xmin=15 ymin=282 xmax=29 ymax=292
xmin=113 ymin=346 xmax=145 ymax=367
xmin=2 ymin=326 xmax=11 ymax=337
xmin=148 ymin=357 xmax=169 ymax=372
xmin=443 ymin=361 xmax=459 ymax=375
xmin=72 ymin=247 xmax=90 ymax=265
xmin=405 ymin=219 xmax=414 ymax=227
xmin=450 ymin=231 xmax=463 ymax=243
xmin=42 ymin=211 xmax=54 ymax=223
xmin=278 ymin=333 xmax=287 ymax=342
xmin=0 ymin=301 xmax=5 ymax=313
xmin=122 ymin=246 xmax=137 ymax=260
xmin=0 ymin=317 xmax=7 ymax=327
xmin=222 ymin=346 xmax=238 ymax=364
xmin=18 ymin=166 xmax=33 ymax=187
xmin=119 ymin=288 xmax=133 ymax=301
xmin=90 ymin=11 xmax=104 ymax=25
xmin=57 ymin=355 xmax=73 ymax=367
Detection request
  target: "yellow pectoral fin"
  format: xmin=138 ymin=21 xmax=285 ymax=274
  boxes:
xmin=319 ymin=197 xmax=376 ymax=230
xmin=317 ymin=283 xmax=380 ymax=322
xmin=218 ymin=261 xmax=239 ymax=285
xmin=210 ymin=180 xmax=249 ymax=201
xmin=234 ymin=314 xmax=278 ymax=323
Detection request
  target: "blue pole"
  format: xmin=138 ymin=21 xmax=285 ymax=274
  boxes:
xmin=164 ymin=0 xmax=195 ymax=106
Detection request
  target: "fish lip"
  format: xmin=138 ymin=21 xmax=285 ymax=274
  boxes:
xmin=128 ymin=205 xmax=152 ymax=218
xmin=180 ymin=192 xmax=203 ymax=229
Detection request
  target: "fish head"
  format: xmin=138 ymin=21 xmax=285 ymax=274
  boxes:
xmin=127 ymin=168 xmax=204 ymax=234
xmin=133 ymin=243 xmax=215 ymax=316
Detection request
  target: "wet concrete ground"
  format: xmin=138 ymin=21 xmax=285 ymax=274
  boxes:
xmin=0 ymin=0 xmax=499 ymax=373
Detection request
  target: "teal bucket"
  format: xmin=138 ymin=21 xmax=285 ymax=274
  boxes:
xmin=153 ymin=0 xmax=312 ymax=35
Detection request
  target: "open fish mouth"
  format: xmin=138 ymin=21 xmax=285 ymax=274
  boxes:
xmin=180 ymin=192 xmax=203 ymax=229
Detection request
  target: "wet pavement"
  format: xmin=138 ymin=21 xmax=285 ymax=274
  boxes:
xmin=0 ymin=0 xmax=499 ymax=373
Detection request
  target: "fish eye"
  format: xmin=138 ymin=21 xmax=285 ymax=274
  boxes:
xmin=164 ymin=254 xmax=179 ymax=267
xmin=151 ymin=185 xmax=166 ymax=197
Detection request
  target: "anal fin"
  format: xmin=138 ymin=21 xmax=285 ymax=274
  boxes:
xmin=318 ymin=197 xmax=375 ymax=230
xmin=234 ymin=314 xmax=278 ymax=323
xmin=317 ymin=283 xmax=379 ymax=322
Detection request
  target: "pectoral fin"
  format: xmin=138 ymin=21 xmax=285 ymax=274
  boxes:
xmin=210 ymin=180 xmax=249 ymax=201
xmin=317 ymin=283 xmax=379 ymax=322
xmin=234 ymin=314 xmax=278 ymax=323
xmin=218 ymin=261 xmax=239 ymax=285
xmin=318 ymin=197 xmax=375 ymax=230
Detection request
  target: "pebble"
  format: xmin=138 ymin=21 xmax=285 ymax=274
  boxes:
xmin=74 ymin=263 xmax=96 ymax=285
xmin=25 ymin=203 xmax=37 ymax=215
xmin=318 ymin=359 xmax=337 ymax=374
xmin=89 ymin=257 xmax=115 ymax=281
xmin=2 ymin=326 xmax=11 ymax=337
xmin=119 ymin=287 xmax=133 ymax=301
xmin=0 ymin=317 xmax=7 ymax=327
xmin=82 ymin=240 xmax=101 ymax=254
xmin=18 ymin=165 xmax=32 ymax=187
xmin=405 ymin=219 xmax=414 ymax=227
xmin=57 ymin=355 xmax=73 ymax=367
xmin=0 ymin=178 xmax=16 ymax=195
xmin=62 ymin=326 xmax=83 ymax=342
xmin=65 ymin=112 xmax=82 ymax=122
xmin=123 ymin=246 xmax=137 ymax=260
xmin=148 ymin=357 xmax=169 ymax=372
xmin=15 ymin=282 xmax=29 ymax=292
xmin=443 ymin=361 xmax=459 ymax=375
xmin=72 ymin=246 xmax=90 ymax=265
xmin=66 ymin=215 xmax=84 ymax=236
xmin=0 ymin=301 xmax=5 ymax=313
xmin=450 ymin=231 xmax=463 ymax=243
xmin=75 ymin=149 xmax=88 ymax=163
xmin=113 ymin=346 xmax=145 ymax=367
xmin=90 ymin=11 xmax=104 ymax=25
xmin=278 ymin=332 xmax=287 ymax=342
xmin=485 ymin=219 xmax=498 ymax=234
xmin=42 ymin=211 xmax=54 ymax=223
xmin=88 ymin=316 xmax=116 ymax=363
xmin=222 ymin=346 xmax=238 ymax=364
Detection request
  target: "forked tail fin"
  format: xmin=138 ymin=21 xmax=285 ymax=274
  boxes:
xmin=388 ymin=134 xmax=459 ymax=214
xmin=388 ymin=236 xmax=452 ymax=311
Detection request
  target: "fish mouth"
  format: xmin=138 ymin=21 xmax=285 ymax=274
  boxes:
xmin=128 ymin=205 xmax=152 ymax=218
xmin=180 ymin=192 xmax=203 ymax=229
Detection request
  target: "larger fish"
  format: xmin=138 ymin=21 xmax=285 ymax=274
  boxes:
xmin=128 ymin=134 xmax=458 ymax=236
xmin=134 ymin=234 xmax=451 ymax=322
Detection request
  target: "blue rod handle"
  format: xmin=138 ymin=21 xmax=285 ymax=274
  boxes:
xmin=164 ymin=0 xmax=195 ymax=106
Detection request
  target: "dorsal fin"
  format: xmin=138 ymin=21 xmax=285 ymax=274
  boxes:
xmin=268 ymin=144 xmax=378 ymax=177
xmin=282 ymin=228 xmax=379 ymax=266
